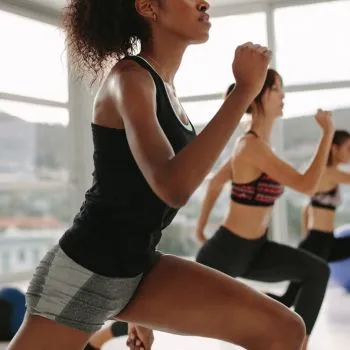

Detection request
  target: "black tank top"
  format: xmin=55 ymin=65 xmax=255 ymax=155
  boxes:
xmin=59 ymin=56 xmax=196 ymax=277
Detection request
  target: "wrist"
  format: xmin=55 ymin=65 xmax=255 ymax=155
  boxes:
xmin=322 ymin=128 xmax=335 ymax=138
xmin=230 ymin=83 xmax=257 ymax=103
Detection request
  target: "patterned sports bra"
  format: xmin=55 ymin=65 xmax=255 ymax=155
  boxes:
xmin=231 ymin=131 xmax=284 ymax=207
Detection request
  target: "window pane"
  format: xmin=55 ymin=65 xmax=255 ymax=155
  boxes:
xmin=182 ymin=99 xmax=223 ymax=125
xmin=281 ymin=109 xmax=350 ymax=244
xmin=0 ymin=10 xmax=68 ymax=102
xmin=275 ymin=1 xmax=350 ymax=85
xmin=283 ymin=88 xmax=350 ymax=118
xmin=0 ymin=100 xmax=69 ymax=125
xmin=175 ymin=13 xmax=267 ymax=97
xmin=0 ymin=103 xmax=74 ymax=276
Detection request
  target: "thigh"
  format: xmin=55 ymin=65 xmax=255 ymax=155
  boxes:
xmin=244 ymin=240 xmax=321 ymax=283
xmin=117 ymin=254 xmax=296 ymax=349
xmin=8 ymin=313 xmax=92 ymax=350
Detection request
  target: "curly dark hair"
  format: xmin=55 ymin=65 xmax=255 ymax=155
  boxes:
xmin=61 ymin=0 xmax=155 ymax=82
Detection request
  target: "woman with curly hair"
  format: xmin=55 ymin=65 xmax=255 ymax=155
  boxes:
xmin=8 ymin=1 xmax=306 ymax=350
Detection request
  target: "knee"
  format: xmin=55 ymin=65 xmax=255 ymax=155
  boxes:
xmin=309 ymin=258 xmax=330 ymax=282
xmin=242 ymin=303 xmax=306 ymax=350
xmin=269 ymin=311 xmax=306 ymax=349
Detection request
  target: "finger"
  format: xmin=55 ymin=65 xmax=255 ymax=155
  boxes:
xmin=127 ymin=335 xmax=136 ymax=350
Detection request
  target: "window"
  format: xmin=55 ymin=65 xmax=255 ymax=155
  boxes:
xmin=0 ymin=10 xmax=72 ymax=278
xmin=0 ymin=100 xmax=69 ymax=125
xmin=0 ymin=104 xmax=73 ymax=277
xmin=175 ymin=12 xmax=267 ymax=97
xmin=0 ymin=10 xmax=68 ymax=102
xmin=274 ymin=1 xmax=350 ymax=85
xmin=283 ymin=88 xmax=350 ymax=119
xmin=182 ymin=99 xmax=223 ymax=126
xmin=18 ymin=250 xmax=26 ymax=262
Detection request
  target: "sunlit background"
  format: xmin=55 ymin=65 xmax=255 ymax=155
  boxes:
xmin=0 ymin=0 xmax=350 ymax=349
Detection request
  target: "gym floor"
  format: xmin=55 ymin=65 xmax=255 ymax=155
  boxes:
xmin=1 ymin=281 xmax=349 ymax=350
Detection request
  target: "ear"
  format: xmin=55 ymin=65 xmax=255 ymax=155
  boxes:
xmin=135 ymin=0 xmax=158 ymax=20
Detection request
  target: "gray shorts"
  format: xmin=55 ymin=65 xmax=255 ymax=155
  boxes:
xmin=26 ymin=245 xmax=157 ymax=333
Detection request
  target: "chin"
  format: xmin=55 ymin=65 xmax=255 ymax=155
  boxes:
xmin=190 ymin=33 xmax=210 ymax=45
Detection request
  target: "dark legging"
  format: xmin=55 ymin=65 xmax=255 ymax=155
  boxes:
xmin=84 ymin=322 xmax=128 ymax=350
xmin=268 ymin=229 xmax=350 ymax=308
xmin=196 ymin=226 xmax=330 ymax=335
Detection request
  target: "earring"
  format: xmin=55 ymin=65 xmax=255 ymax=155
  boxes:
xmin=153 ymin=13 xmax=157 ymax=22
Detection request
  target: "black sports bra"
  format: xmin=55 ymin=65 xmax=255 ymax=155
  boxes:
xmin=310 ymin=186 xmax=341 ymax=211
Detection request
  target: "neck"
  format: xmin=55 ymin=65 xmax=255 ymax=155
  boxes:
xmin=249 ymin=113 xmax=275 ymax=143
xmin=140 ymin=30 xmax=188 ymax=85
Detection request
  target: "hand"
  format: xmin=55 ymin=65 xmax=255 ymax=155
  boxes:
xmin=232 ymin=42 xmax=272 ymax=98
xmin=126 ymin=323 xmax=154 ymax=350
xmin=196 ymin=230 xmax=207 ymax=245
xmin=315 ymin=109 xmax=334 ymax=134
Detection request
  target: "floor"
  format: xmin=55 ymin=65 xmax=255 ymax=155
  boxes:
xmin=1 ymin=281 xmax=350 ymax=350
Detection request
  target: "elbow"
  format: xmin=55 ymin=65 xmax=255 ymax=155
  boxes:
xmin=298 ymin=182 xmax=317 ymax=196
xmin=161 ymin=188 xmax=190 ymax=208
xmin=154 ymin=178 xmax=191 ymax=208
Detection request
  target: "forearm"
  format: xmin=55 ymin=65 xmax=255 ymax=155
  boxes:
xmin=167 ymin=86 xmax=253 ymax=202
xmin=197 ymin=186 xmax=223 ymax=231
xmin=302 ymin=131 xmax=334 ymax=192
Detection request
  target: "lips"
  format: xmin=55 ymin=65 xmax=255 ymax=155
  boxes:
xmin=199 ymin=13 xmax=210 ymax=23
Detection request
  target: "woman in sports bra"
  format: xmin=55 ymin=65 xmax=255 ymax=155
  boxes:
xmin=195 ymin=69 xmax=334 ymax=350
xmin=268 ymin=130 xmax=350 ymax=307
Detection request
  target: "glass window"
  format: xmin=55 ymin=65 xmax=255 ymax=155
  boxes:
xmin=0 ymin=100 xmax=69 ymax=125
xmin=175 ymin=12 xmax=267 ymax=97
xmin=182 ymin=99 xmax=223 ymax=126
xmin=283 ymin=88 xmax=350 ymax=119
xmin=274 ymin=1 xmax=350 ymax=85
xmin=0 ymin=103 xmax=73 ymax=277
xmin=0 ymin=10 xmax=68 ymax=102
xmin=18 ymin=250 xmax=26 ymax=262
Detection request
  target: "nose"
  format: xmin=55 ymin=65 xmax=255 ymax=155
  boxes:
xmin=198 ymin=1 xmax=210 ymax=12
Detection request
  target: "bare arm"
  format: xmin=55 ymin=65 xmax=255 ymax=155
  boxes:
xmin=114 ymin=45 xmax=270 ymax=207
xmin=330 ymin=169 xmax=350 ymax=184
xmin=195 ymin=161 xmax=232 ymax=242
xmin=244 ymin=112 xmax=334 ymax=195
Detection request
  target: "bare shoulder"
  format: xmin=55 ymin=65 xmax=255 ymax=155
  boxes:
xmin=234 ymin=133 xmax=263 ymax=159
xmin=110 ymin=59 xmax=156 ymax=91
xmin=93 ymin=58 xmax=157 ymax=127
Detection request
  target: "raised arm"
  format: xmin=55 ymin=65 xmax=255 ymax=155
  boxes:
xmin=195 ymin=160 xmax=232 ymax=243
xmin=115 ymin=43 xmax=271 ymax=208
xmin=243 ymin=110 xmax=334 ymax=195
xmin=330 ymin=169 xmax=350 ymax=184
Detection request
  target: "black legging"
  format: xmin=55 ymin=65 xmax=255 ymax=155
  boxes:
xmin=85 ymin=321 xmax=128 ymax=350
xmin=268 ymin=229 xmax=350 ymax=308
xmin=196 ymin=226 xmax=330 ymax=335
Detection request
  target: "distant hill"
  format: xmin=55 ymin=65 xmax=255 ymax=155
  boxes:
xmin=0 ymin=110 xmax=69 ymax=176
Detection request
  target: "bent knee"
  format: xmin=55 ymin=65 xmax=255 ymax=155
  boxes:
xmin=309 ymin=258 xmax=330 ymax=280
xmin=269 ymin=310 xmax=305 ymax=348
